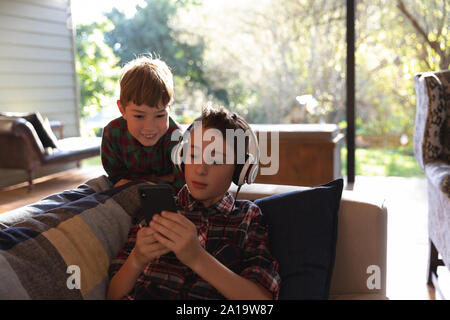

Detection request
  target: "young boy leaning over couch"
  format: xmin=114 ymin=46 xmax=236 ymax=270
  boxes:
xmin=107 ymin=106 xmax=281 ymax=300
xmin=101 ymin=55 xmax=185 ymax=193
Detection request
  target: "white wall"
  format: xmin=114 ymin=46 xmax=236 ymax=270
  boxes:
xmin=0 ymin=0 xmax=79 ymax=136
xmin=0 ymin=0 xmax=79 ymax=188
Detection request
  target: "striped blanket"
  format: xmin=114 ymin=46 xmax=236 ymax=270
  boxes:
xmin=0 ymin=176 xmax=147 ymax=300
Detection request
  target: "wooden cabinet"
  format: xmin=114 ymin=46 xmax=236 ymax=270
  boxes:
xmin=251 ymin=124 xmax=344 ymax=187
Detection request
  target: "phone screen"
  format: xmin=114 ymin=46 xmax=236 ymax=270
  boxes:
xmin=138 ymin=184 xmax=177 ymax=224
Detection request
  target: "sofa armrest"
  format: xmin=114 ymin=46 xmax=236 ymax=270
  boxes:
xmin=0 ymin=118 xmax=46 ymax=170
xmin=0 ymin=117 xmax=45 ymax=154
xmin=329 ymin=191 xmax=387 ymax=299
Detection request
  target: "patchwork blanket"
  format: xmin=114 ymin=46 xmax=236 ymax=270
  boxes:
xmin=0 ymin=176 xmax=148 ymax=300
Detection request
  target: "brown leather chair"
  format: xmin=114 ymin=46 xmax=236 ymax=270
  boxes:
xmin=0 ymin=116 xmax=101 ymax=189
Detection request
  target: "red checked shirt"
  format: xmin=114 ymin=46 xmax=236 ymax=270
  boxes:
xmin=101 ymin=116 xmax=185 ymax=193
xmin=108 ymin=185 xmax=281 ymax=300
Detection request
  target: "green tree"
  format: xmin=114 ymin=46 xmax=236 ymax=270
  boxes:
xmin=103 ymin=0 xmax=226 ymax=106
xmin=175 ymin=0 xmax=347 ymax=123
xmin=396 ymin=0 xmax=449 ymax=70
xmin=75 ymin=20 xmax=120 ymax=119
xmin=354 ymin=0 xmax=448 ymax=146
xmin=173 ymin=0 xmax=446 ymax=130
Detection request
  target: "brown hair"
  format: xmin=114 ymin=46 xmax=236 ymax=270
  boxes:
xmin=194 ymin=105 xmax=251 ymax=160
xmin=197 ymin=105 xmax=250 ymax=135
xmin=119 ymin=55 xmax=174 ymax=108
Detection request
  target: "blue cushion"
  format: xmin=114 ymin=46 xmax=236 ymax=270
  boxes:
xmin=255 ymin=178 xmax=343 ymax=300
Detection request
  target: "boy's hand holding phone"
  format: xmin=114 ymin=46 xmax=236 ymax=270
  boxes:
xmin=130 ymin=227 xmax=170 ymax=270
xmin=137 ymin=185 xmax=203 ymax=268
xmin=150 ymin=211 xmax=203 ymax=268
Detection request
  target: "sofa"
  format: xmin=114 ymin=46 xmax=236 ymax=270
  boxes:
xmin=229 ymin=183 xmax=388 ymax=300
xmin=0 ymin=176 xmax=387 ymax=300
xmin=0 ymin=113 xmax=101 ymax=190
xmin=413 ymin=70 xmax=450 ymax=290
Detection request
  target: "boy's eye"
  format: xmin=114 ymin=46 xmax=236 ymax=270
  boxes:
xmin=134 ymin=115 xmax=144 ymax=119
xmin=156 ymin=113 xmax=167 ymax=118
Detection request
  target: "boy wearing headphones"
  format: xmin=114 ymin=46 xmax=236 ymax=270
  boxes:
xmin=107 ymin=106 xmax=281 ymax=300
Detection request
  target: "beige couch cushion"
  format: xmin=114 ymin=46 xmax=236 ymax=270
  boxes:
xmin=229 ymin=183 xmax=388 ymax=300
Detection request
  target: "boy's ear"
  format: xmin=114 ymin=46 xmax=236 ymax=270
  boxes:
xmin=117 ymin=100 xmax=126 ymax=119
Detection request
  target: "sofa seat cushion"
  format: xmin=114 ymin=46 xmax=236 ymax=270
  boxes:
xmin=254 ymin=179 xmax=343 ymax=299
xmin=43 ymin=137 xmax=101 ymax=164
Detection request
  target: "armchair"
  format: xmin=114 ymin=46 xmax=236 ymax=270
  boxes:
xmin=413 ymin=70 xmax=450 ymax=293
xmin=0 ymin=115 xmax=101 ymax=190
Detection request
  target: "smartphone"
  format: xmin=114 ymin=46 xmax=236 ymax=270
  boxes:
xmin=138 ymin=184 xmax=177 ymax=224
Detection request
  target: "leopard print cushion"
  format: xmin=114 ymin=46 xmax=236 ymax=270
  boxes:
xmin=421 ymin=71 xmax=449 ymax=163
xmin=414 ymin=70 xmax=450 ymax=198
xmin=437 ymin=71 xmax=450 ymax=164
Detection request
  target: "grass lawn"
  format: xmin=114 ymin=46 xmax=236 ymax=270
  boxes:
xmin=341 ymin=147 xmax=424 ymax=177
xmin=82 ymin=156 xmax=102 ymax=167
xmin=83 ymin=147 xmax=425 ymax=178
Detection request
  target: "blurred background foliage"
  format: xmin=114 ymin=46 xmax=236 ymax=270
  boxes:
xmin=75 ymin=20 xmax=120 ymax=119
xmin=75 ymin=0 xmax=448 ymax=176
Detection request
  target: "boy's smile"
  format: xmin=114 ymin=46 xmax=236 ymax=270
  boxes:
xmin=118 ymin=100 xmax=169 ymax=147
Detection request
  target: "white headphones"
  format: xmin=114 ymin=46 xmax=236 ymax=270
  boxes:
xmin=172 ymin=117 xmax=259 ymax=187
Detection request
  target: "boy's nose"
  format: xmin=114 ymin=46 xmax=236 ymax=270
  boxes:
xmin=143 ymin=119 xmax=156 ymax=130
xmin=144 ymin=117 xmax=154 ymax=128
xmin=195 ymin=163 xmax=208 ymax=175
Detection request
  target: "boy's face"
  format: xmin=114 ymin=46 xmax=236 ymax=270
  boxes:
xmin=118 ymin=100 xmax=169 ymax=147
xmin=184 ymin=126 xmax=235 ymax=208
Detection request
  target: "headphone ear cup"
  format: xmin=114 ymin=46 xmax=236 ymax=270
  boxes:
xmin=173 ymin=141 xmax=184 ymax=173
xmin=235 ymin=126 xmax=259 ymax=186
xmin=233 ymin=153 xmax=254 ymax=186
xmin=175 ymin=122 xmax=195 ymax=173
xmin=246 ymin=162 xmax=258 ymax=184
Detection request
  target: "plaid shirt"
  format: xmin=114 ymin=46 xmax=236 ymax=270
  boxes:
xmin=108 ymin=185 xmax=281 ymax=300
xmin=101 ymin=116 xmax=185 ymax=193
